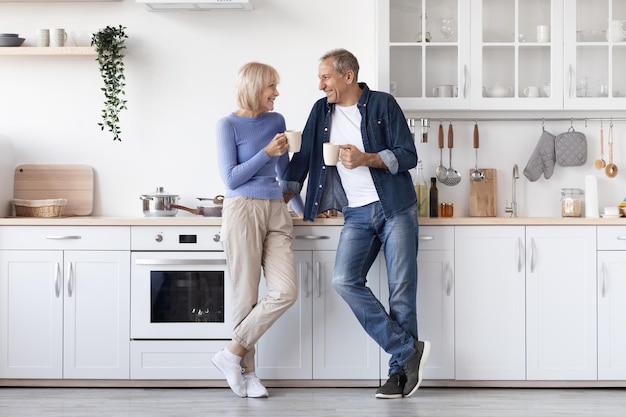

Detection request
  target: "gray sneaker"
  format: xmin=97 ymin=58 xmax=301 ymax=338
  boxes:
xmin=402 ymin=340 xmax=431 ymax=397
xmin=375 ymin=373 xmax=405 ymax=399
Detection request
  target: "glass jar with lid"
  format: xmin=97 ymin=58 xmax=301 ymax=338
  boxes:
xmin=561 ymin=188 xmax=584 ymax=217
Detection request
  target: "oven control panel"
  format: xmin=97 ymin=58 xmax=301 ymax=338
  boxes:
xmin=131 ymin=226 xmax=222 ymax=251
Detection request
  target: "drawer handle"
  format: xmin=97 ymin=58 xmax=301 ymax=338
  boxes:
xmin=419 ymin=235 xmax=434 ymax=241
xmin=135 ymin=259 xmax=226 ymax=265
xmin=46 ymin=235 xmax=82 ymax=240
xmin=295 ymin=235 xmax=330 ymax=240
xmin=617 ymin=236 xmax=626 ymax=241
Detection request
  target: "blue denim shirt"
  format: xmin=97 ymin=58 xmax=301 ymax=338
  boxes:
xmin=280 ymin=83 xmax=417 ymax=222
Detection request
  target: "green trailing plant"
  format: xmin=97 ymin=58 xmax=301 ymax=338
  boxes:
xmin=92 ymin=25 xmax=128 ymax=141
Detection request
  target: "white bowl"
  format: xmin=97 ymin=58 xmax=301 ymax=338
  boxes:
xmin=70 ymin=30 xmax=92 ymax=47
xmin=542 ymin=85 xmax=551 ymax=97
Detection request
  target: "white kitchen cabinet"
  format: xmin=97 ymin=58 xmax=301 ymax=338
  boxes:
xmin=597 ymin=226 xmax=626 ymax=380
xmin=380 ymin=226 xmax=455 ymax=380
xmin=256 ymin=226 xmax=381 ymax=381
xmin=0 ymin=226 xmax=130 ymax=379
xmin=525 ymin=226 xmax=597 ymax=380
xmin=454 ymin=226 xmax=526 ymax=380
xmin=563 ymin=0 xmax=626 ymax=109
xmin=377 ymin=0 xmax=472 ymax=110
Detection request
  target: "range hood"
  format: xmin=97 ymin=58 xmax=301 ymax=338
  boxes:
xmin=137 ymin=0 xmax=253 ymax=11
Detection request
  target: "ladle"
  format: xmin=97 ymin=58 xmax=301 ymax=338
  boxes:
xmin=444 ymin=122 xmax=462 ymax=186
xmin=435 ymin=122 xmax=448 ymax=182
xmin=595 ymin=123 xmax=606 ymax=170
xmin=470 ymin=122 xmax=485 ymax=181
xmin=605 ymin=122 xmax=618 ymax=178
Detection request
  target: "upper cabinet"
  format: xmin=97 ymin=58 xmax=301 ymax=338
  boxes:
xmin=563 ymin=0 xmax=626 ymax=110
xmin=378 ymin=0 xmax=626 ymax=111
xmin=377 ymin=0 xmax=471 ymax=110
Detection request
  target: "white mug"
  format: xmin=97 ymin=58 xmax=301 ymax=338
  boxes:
xmin=432 ymin=85 xmax=453 ymax=97
xmin=323 ymin=142 xmax=340 ymax=166
xmin=50 ymin=28 xmax=67 ymax=47
xmin=523 ymin=86 xmax=541 ymax=97
xmin=36 ymin=29 xmax=50 ymax=47
xmin=285 ymin=130 xmax=302 ymax=153
xmin=537 ymin=25 xmax=550 ymax=42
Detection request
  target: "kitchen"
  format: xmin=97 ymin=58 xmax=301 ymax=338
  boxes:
xmin=1 ymin=0 xmax=626 ymax=413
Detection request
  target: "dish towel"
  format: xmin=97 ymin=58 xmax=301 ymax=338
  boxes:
xmin=524 ymin=130 xmax=556 ymax=181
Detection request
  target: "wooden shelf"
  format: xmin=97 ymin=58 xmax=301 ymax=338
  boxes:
xmin=0 ymin=47 xmax=96 ymax=56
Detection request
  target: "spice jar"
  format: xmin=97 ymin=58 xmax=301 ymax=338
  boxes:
xmin=561 ymin=188 xmax=584 ymax=217
xmin=440 ymin=203 xmax=454 ymax=217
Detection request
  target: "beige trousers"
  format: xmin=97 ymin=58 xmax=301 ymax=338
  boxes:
xmin=220 ymin=196 xmax=298 ymax=373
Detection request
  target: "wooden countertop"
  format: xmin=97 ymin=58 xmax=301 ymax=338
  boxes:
xmin=0 ymin=216 xmax=624 ymax=226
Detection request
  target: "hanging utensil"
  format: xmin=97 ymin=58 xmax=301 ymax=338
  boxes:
xmin=444 ymin=122 xmax=462 ymax=186
xmin=470 ymin=122 xmax=485 ymax=181
xmin=436 ymin=122 xmax=448 ymax=182
xmin=605 ymin=122 xmax=618 ymax=178
xmin=595 ymin=122 xmax=607 ymax=169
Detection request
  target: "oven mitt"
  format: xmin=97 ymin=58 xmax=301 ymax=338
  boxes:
xmin=555 ymin=128 xmax=587 ymax=166
xmin=524 ymin=130 xmax=556 ymax=181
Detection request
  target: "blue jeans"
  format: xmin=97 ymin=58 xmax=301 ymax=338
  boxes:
xmin=332 ymin=201 xmax=419 ymax=377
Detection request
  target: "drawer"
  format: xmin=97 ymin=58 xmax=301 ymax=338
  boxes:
xmin=419 ymin=226 xmax=454 ymax=251
xmin=0 ymin=226 xmax=130 ymax=250
xmin=292 ymin=225 xmax=342 ymax=251
xmin=597 ymin=226 xmax=626 ymax=250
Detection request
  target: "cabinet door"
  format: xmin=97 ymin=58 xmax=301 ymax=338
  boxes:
xmin=597 ymin=251 xmax=626 ymax=379
xmin=256 ymin=251 xmax=314 ymax=380
xmin=0 ymin=251 xmax=63 ymax=378
xmin=312 ymin=251 xmax=380 ymax=380
xmin=563 ymin=0 xmax=626 ymax=109
xmin=525 ymin=226 xmax=596 ymax=380
xmin=455 ymin=226 xmax=526 ymax=380
xmin=378 ymin=0 xmax=471 ymax=110
xmin=63 ymin=251 xmax=130 ymax=379
xmin=470 ymin=0 xmax=564 ymax=110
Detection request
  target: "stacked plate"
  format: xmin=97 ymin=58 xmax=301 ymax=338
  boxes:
xmin=0 ymin=33 xmax=26 ymax=47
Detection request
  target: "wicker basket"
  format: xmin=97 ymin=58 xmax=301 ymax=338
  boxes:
xmin=13 ymin=198 xmax=68 ymax=218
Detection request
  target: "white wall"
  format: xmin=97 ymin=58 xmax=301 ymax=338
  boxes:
xmin=1 ymin=0 xmax=625 ymax=218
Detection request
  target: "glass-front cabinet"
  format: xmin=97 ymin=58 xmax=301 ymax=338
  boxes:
xmin=563 ymin=0 xmax=626 ymax=110
xmin=470 ymin=0 xmax=563 ymax=110
xmin=377 ymin=0 xmax=471 ymax=110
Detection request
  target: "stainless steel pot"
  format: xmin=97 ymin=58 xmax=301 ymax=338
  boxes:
xmin=140 ymin=186 xmax=179 ymax=217
xmin=169 ymin=195 xmax=224 ymax=217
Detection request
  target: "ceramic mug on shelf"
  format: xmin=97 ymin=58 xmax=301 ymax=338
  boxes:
xmin=537 ymin=25 xmax=550 ymax=42
xmin=432 ymin=84 xmax=453 ymax=97
xmin=523 ymin=86 xmax=541 ymax=97
xmin=50 ymin=28 xmax=67 ymax=47
xmin=36 ymin=29 xmax=49 ymax=47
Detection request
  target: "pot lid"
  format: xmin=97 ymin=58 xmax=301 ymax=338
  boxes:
xmin=142 ymin=186 xmax=179 ymax=198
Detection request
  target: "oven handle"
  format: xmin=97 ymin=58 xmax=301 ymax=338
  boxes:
xmin=135 ymin=259 xmax=226 ymax=265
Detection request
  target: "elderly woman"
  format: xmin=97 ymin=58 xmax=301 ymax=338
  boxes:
xmin=213 ymin=62 xmax=303 ymax=398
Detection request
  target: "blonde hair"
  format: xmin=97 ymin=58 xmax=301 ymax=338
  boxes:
xmin=235 ymin=62 xmax=280 ymax=112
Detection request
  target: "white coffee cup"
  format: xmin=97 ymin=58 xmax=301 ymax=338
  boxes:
xmin=537 ymin=25 xmax=550 ymax=42
xmin=432 ymin=84 xmax=453 ymax=97
xmin=523 ymin=86 xmax=541 ymax=97
xmin=36 ymin=29 xmax=50 ymax=47
xmin=285 ymin=130 xmax=302 ymax=153
xmin=50 ymin=28 xmax=67 ymax=47
xmin=604 ymin=206 xmax=619 ymax=216
xmin=323 ymin=142 xmax=340 ymax=166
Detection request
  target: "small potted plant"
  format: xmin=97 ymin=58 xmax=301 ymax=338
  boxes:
xmin=92 ymin=25 xmax=128 ymax=141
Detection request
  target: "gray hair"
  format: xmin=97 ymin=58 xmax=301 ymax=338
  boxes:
xmin=320 ymin=48 xmax=359 ymax=81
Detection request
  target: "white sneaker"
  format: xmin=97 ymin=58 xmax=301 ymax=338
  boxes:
xmin=244 ymin=374 xmax=268 ymax=398
xmin=211 ymin=349 xmax=247 ymax=397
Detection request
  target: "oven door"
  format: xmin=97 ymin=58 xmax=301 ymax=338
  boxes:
xmin=131 ymin=251 xmax=232 ymax=340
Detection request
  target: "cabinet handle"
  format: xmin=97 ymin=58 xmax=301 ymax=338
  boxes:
xmin=419 ymin=235 xmax=434 ymax=241
xmin=516 ymin=237 xmax=525 ymax=273
xmin=617 ymin=236 xmax=626 ymax=241
xmin=530 ymin=237 xmax=536 ymax=273
xmin=569 ymin=65 xmax=575 ymax=98
xmin=445 ymin=261 xmax=453 ymax=297
xmin=67 ymin=262 xmax=74 ymax=297
xmin=462 ymin=65 xmax=469 ymax=99
xmin=55 ymin=262 xmax=61 ymax=298
xmin=45 ymin=235 xmax=82 ymax=240
xmin=602 ymin=262 xmax=607 ymax=298
xmin=315 ymin=262 xmax=321 ymax=297
xmin=295 ymin=235 xmax=331 ymax=240
xmin=301 ymin=262 xmax=310 ymax=298
xmin=135 ymin=259 xmax=226 ymax=265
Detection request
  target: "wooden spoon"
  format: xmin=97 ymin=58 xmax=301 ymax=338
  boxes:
xmin=605 ymin=123 xmax=618 ymax=178
xmin=595 ymin=125 xmax=606 ymax=169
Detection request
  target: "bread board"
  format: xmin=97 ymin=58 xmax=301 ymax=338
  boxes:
xmin=13 ymin=164 xmax=94 ymax=216
xmin=469 ymin=168 xmax=497 ymax=217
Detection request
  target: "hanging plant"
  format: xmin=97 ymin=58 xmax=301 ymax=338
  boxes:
xmin=92 ymin=25 xmax=128 ymax=141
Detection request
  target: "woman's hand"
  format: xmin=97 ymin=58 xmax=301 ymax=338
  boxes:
xmin=264 ymin=133 xmax=289 ymax=157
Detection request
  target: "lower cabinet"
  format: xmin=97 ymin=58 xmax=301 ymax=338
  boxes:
xmin=0 ymin=226 xmax=130 ymax=379
xmin=256 ymin=226 xmax=381 ymax=381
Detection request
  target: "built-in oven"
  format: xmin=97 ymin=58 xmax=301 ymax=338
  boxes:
xmin=130 ymin=226 xmax=231 ymax=380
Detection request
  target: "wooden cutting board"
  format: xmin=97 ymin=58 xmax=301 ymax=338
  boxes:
xmin=13 ymin=164 xmax=94 ymax=216
xmin=469 ymin=168 xmax=497 ymax=217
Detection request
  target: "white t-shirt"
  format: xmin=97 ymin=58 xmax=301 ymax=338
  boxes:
xmin=330 ymin=104 xmax=379 ymax=208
